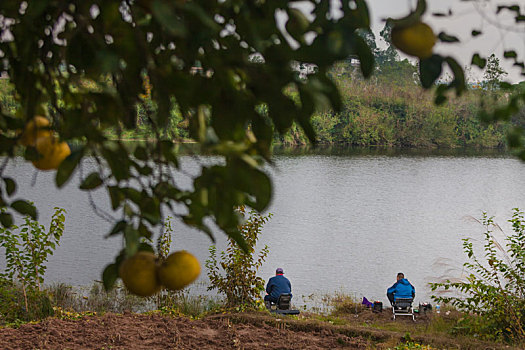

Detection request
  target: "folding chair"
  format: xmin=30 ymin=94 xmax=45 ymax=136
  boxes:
xmin=266 ymin=293 xmax=300 ymax=315
xmin=277 ymin=293 xmax=291 ymax=310
xmin=392 ymin=297 xmax=415 ymax=321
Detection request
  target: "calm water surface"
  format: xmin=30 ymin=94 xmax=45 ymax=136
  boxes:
xmin=1 ymin=148 xmax=524 ymax=308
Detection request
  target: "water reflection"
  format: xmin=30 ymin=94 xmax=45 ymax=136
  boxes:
xmin=0 ymin=147 xmax=523 ymax=309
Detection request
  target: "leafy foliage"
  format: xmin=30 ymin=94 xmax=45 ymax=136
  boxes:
xmin=0 ymin=0 xmax=377 ymax=289
xmin=156 ymin=216 xmax=173 ymax=260
xmin=205 ymin=207 xmax=271 ymax=308
xmin=0 ymin=207 xmax=66 ymax=291
xmin=282 ymin=65 xmax=507 ymax=148
xmin=430 ymin=209 xmax=525 ymax=341
xmin=0 ymin=0 xmax=524 ymax=290
xmin=482 ymin=54 xmax=508 ymax=92
xmin=0 ymin=278 xmax=53 ymax=325
xmin=0 ymin=207 xmax=65 ymax=313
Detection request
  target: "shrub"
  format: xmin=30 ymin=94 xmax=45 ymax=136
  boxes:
xmin=0 ymin=207 xmax=66 ymax=313
xmin=430 ymin=209 xmax=525 ymax=341
xmin=0 ymin=278 xmax=53 ymax=325
xmin=206 ymin=207 xmax=271 ymax=308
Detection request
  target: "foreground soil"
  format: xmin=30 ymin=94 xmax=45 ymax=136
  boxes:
xmin=0 ymin=312 xmax=365 ymax=350
xmin=0 ymin=310 xmax=517 ymax=350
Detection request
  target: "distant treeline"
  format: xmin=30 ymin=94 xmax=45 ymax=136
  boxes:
xmin=0 ymin=59 xmax=517 ymax=148
xmin=278 ymin=60 xmax=512 ymax=148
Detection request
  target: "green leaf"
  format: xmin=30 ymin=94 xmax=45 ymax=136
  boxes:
xmin=11 ymin=200 xmax=37 ymax=220
xmin=504 ymin=50 xmax=517 ymax=59
xmin=108 ymin=186 xmax=124 ymax=210
xmin=79 ymin=172 xmax=104 ymax=190
xmin=151 ymin=0 xmax=188 ymax=37
xmin=349 ymin=32 xmax=375 ymax=78
xmin=56 ymin=148 xmax=84 ymax=188
xmin=138 ymin=242 xmax=155 ymax=253
xmin=471 ymin=30 xmax=482 ymax=37
xmin=419 ymin=54 xmax=443 ymax=88
xmin=0 ymin=212 xmax=13 ymax=228
xmin=102 ymin=263 xmax=119 ymax=291
xmin=224 ymin=226 xmax=249 ymax=253
xmin=438 ymin=32 xmax=459 ymax=43
xmin=445 ymin=57 xmax=466 ymax=95
xmin=232 ymin=160 xmax=272 ymax=212
xmin=107 ymin=220 xmax=127 ymax=237
xmin=133 ymin=146 xmax=148 ymax=161
xmin=124 ymin=226 xmax=140 ymax=257
xmin=388 ymin=0 xmax=427 ymax=27
xmin=471 ymin=53 xmax=487 ymax=69
xmin=434 ymin=92 xmax=447 ymax=105
xmin=3 ymin=178 xmax=16 ymax=197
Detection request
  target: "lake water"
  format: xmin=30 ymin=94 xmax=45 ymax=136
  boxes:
xmin=1 ymin=147 xmax=524 ymax=309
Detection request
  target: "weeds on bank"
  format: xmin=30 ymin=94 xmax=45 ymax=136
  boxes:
xmin=52 ymin=307 xmax=97 ymax=320
xmin=155 ymin=287 xmax=223 ymax=318
xmin=47 ymin=281 xmax=224 ymax=318
xmin=431 ymin=209 xmax=525 ymax=342
xmin=389 ymin=342 xmax=435 ymax=350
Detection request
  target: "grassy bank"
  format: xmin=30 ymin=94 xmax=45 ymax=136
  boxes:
xmin=0 ymin=280 xmax=521 ymax=349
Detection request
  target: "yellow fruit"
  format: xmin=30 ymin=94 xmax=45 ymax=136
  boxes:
xmin=19 ymin=116 xmax=51 ymax=146
xmin=119 ymin=251 xmax=161 ymax=297
xmin=158 ymin=250 xmax=200 ymax=291
xmin=391 ymin=21 xmax=436 ymax=59
xmin=32 ymin=135 xmax=71 ymax=170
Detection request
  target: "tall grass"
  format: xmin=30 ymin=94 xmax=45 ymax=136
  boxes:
xmin=48 ymin=281 xmax=223 ymax=318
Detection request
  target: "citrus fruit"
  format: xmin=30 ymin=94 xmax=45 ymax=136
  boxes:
xmin=32 ymin=134 xmax=71 ymax=170
xmin=119 ymin=251 xmax=161 ymax=297
xmin=19 ymin=116 xmax=51 ymax=146
xmin=391 ymin=21 xmax=436 ymax=59
xmin=158 ymin=250 xmax=200 ymax=291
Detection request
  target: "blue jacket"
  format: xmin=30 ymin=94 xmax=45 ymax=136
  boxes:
xmin=266 ymin=274 xmax=292 ymax=300
xmin=387 ymin=279 xmax=415 ymax=300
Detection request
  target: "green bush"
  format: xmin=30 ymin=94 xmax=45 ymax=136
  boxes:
xmin=0 ymin=278 xmax=53 ymax=325
xmin=430 ymin=209 xmax=525 ymax=341
xmin=206 ymin=207 xmax=271 ymax=308
xmin=0 ymin=207 xmax=65 ymax=315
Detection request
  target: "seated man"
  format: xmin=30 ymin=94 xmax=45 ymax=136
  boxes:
xmin=387 ymin=272 xmax=415 ymax=305
xmin=264 ymin=267 xmax=292 ymax=304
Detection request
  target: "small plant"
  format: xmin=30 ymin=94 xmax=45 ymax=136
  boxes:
xmin=156 ymin=283 xmax=223 ymax=318
xmin=390 ymin=342 xmax=435 ymax=350
xmin=0 ymin=207 xmax=66 ymax=312
xmin=206 ymin=207 xmax=271 ymax=308
xmin=0 ymin=278 xmax=53 ymax=325
xmin=157 ymin=216 xmax=173 ymax=260
xmin=430 ymin=209 xmax=525 ymax=341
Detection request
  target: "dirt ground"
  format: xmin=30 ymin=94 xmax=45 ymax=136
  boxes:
xmin=0 ymin=309 xmax=515 ymax=350
xmin=0 ymin=312 xmax=369 ymax=350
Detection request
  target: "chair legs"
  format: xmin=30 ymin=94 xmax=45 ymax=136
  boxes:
xmin=392 ymin=304 xmax=415 ymax=321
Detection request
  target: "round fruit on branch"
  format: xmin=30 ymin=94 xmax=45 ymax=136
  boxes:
xmin=19 ymin=116 xmax=51 ymax=147
xmin=158 ymin=250 xmax=200 ymax=291
xmin=391 ymin=21 xmax=436 ymax=59
xmin=32 ymin=134 xmax=71 ymax=171
xmin=119 ymin=251 xmax=161 ymax=297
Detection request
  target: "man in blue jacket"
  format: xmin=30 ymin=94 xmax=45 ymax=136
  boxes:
xmin=387 ymin=272 xmax=415 ymax=305
xmin=264 ymin=268 xmax=292 ymax=304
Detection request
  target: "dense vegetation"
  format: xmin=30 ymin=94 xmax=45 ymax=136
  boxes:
xmin=0 ymin=62 xmax=512 ymax=149
xmin=430 ymin=209 xmax=525 ymax=342
xmin=281 ymin=62 xmax=508 ymax=148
